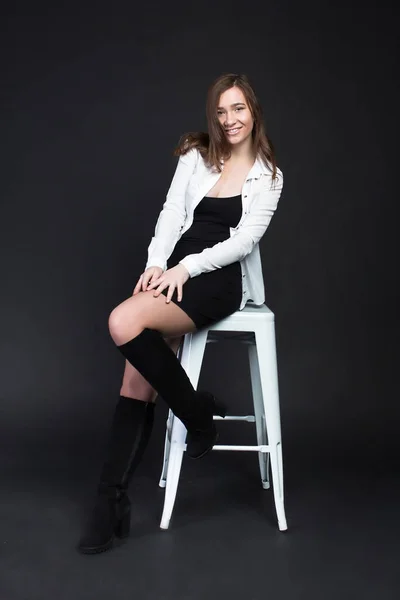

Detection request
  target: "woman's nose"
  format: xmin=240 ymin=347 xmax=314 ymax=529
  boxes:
xmin=224 ymin=112 xmax=236 ymax=126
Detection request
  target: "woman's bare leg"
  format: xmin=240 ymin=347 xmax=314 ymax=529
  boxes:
xmin=108 ymin=289 xmax=197 ymax=346
xmin=119 ymin=335 xmax=183 ymax=403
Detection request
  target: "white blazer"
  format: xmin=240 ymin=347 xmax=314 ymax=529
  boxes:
xmin=145 ymin=148 xmax=283 ymax=310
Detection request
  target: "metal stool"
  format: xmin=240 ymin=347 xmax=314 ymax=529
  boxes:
xmin=158 ymin=303 xmax=288 ymax=531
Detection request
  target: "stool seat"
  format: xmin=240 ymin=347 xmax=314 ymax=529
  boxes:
xmin=158 ymin=302 xmax=288 ymax=531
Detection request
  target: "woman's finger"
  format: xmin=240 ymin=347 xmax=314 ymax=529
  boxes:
xmin=153 ymin=280 xmax=169 ymax=298
xmin=133 ymin=274 xmax=143 ymax=295
xmin=142 ymin=272 xmax=153 ymax=292
xmin=147 ymin=276 xmax=163 ymax=290
xmin=177 ymin=281 xmax=183 ymax=302
xmin=166 ymin=282 xmax=176 ymax=304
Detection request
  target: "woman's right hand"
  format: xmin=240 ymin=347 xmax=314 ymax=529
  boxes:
xmin=133 ymin=266 xmax=164 ymax=295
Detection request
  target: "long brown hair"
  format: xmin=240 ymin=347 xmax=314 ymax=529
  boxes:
xmin=174 ymin=73 xmax=278 ymax=182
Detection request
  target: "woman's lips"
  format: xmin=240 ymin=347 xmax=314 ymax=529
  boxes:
xmin=225 ymin=127 xmax=242 ymax=136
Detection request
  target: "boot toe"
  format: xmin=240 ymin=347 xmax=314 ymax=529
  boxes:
xmin=77 ymin=533 xmax=115 ymax=554
xmin=186 ymin=424 xmax=219 ymax=459
xmin=77 ymin=516 xmax=115 ymax=554
xmin=77 ymin=494 xmax=130 ymax=554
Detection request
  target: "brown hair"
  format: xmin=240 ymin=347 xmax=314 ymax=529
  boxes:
xmin=174 ymin=73 xmax=278 ymax=182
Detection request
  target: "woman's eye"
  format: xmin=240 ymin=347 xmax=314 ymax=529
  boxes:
xmin=217 ymin=107 xmax=245 ymax=116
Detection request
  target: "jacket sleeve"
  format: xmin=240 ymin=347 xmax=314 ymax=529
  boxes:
xmin=145 ymin=148 xmax=198 ymax=271
xmin=179 ymin=169 xmax=283 ymax=278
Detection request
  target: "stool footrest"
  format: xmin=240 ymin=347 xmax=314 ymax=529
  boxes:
xmin=214 ymin=415 xmax=256 ymax=422
xmin=208 ymin=444 xmax=270 ymax=452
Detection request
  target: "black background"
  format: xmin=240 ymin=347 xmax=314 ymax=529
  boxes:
xmin=1 ymin=2 xmax=399 ymax=598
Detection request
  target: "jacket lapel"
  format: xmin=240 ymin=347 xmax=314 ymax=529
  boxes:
xmin=194 ymin=170 xmax=222 ymax=210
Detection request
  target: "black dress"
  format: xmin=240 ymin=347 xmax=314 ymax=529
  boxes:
xmin=161 ymin=194 xmax=243 ymax=330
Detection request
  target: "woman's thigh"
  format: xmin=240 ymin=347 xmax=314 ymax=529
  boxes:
xmin=109 ymin=290 xmax=197 ymax=345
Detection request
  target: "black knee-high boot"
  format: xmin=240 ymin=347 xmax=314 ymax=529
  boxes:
xmin=116 ymin=328 xmax=227 ymax=460
xmin=77 ymin=396 xmax=155 ymax=554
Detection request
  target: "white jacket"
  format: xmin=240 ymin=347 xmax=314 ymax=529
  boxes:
xmin=145 ymin=148 xmax=283 ymax=310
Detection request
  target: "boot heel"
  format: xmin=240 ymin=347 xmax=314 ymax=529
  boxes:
xmin=213 ymin=399 xmax=228 ymax=418
xmin=115 ymin=510 xmax=131 ymax=539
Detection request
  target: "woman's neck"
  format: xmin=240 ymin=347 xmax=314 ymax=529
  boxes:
xmin=228 ymin=139 xmax=255 ymax=163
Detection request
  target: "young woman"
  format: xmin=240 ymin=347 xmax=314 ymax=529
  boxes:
xmin=78 ymin=73 xmax=283 ymax=554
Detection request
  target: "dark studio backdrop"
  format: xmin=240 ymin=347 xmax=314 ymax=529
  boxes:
xmin=0 ymin=0 xmax=399 ymax=596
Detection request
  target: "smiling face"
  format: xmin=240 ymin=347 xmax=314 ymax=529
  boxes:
xmin=217 ymin=86 xmax=254 ymax=150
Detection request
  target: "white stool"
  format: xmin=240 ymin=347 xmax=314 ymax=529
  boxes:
xmin=158 ymin=303 xmax=288 ymax=532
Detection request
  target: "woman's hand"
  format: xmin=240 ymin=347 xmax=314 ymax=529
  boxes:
xmin=133 ymin=266 xmax=164 ymax=296
xmin=146 ymin=264 xmax=190 ymax=303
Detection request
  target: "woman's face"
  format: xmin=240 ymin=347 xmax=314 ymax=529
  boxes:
xmin=217 ymin=86 xmax=254 ymax=148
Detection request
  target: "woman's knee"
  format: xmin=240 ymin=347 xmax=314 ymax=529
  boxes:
xmin=108 ymin=292 xmax=157 ymax=344
xmin=108 ymin=302 xmax=142 ymax=344
xmin=108 ymin=305 xmax=123 ymax=340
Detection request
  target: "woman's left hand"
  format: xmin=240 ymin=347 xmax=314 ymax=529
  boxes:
xmin=146 ymin=264 xmax=190 ymax=303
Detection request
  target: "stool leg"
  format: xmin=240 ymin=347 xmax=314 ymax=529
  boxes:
xmin=269 ymin=441 xmax=286 ymax=530
xmin=158 ymin=410 xmax=174 ymax=488
xmin=159 ymin=330 xmax=209 ymax=529
xmin=248 ymin=342 xmax=270 ymax=489
xmin=255 ymin=321 xmax=288 ymax=531
xmin=159 ymin=341 xmax=184 ymax=488
xmin=159 ymin=417 xmax=187 ymax=530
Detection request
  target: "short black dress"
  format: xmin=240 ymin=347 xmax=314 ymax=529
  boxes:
xmin=161 ymin=195 xmax=243 ymax=330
